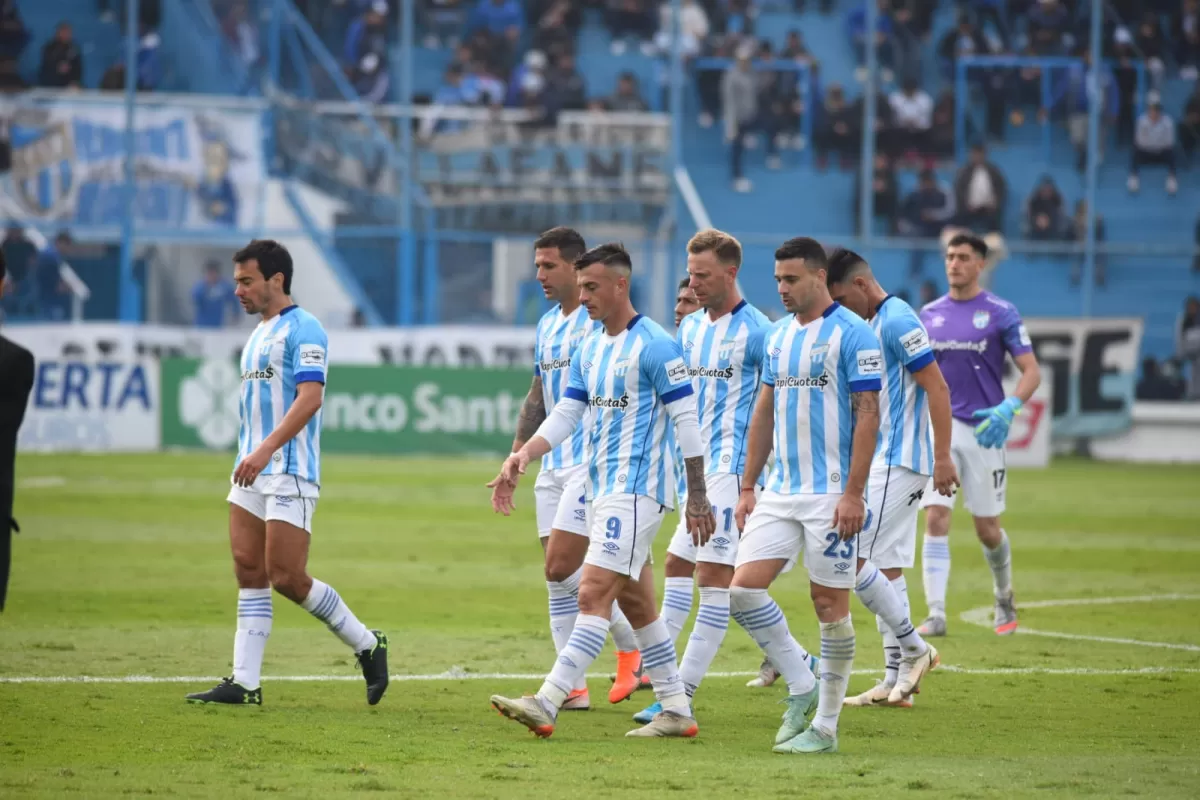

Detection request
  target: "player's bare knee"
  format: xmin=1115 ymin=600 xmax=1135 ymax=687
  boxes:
xmin=810 ymin=584 xmax=849 ymax=622
xmin=231 ymin=549 xmax=267 ymax=588
xmin=577 ymin=574 xmax=618 ymax=617
xmin=663 ymin=552 xmax=695 ymax=579
xmin=266 ymin=563 xmax=310 ymax=603
xmin=729 ymin=584 xmax=767 ymax=614
xmin=696 ymin=562 xmax=733 ymax=589
xmin=543 ymin=555 xmax=578 ymax=584
xmin=617 ymin=591 xmax=653 ymax=629
xmin=925 ymin=507 xmax=951 ymax=537
xmin=973 ymin=516 xmax=1002 ymax=547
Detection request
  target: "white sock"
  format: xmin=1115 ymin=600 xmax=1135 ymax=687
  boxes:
xmin=633 ymin=617 xmax=689 ymax=714
xmin=813 ymin=615 xmax=855 ymax=736
xmin=660 ymin=576 xmax=695 ymax=643
xmin=232 ymin=587 xmax=272 ymax=690
xmin=301 ymin=578 xmax=377 ymax=653
xmin=922 ymin=534 xmax=951 ymax=618
xmin=540 ymin=613 xmax=609 ymax=709
xmin=609 ymin=601 xmax=638 ymax=652
xmin=730 ymin=587 xmax=816 ymax=696
xmin=678 ymin=586 xmax=730 ymax=697
xmin=547 ymin=576 xmax=582 ymax=691
xmin=883 ymin=574 xmax=913 ymax=684
xmin=856 ymin=561 xmax=925 ymax=656
xmin=984 ymin=530 xmax=1013 ymax=596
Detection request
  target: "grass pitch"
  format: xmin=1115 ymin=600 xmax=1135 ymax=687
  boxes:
xmin=2 ymin=454 xmax=1200 ymax=798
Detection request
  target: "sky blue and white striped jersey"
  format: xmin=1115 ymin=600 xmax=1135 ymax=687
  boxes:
xmin=677 ymin=299 xmax=772 ymax=482
xmin=534 ymin=304 xmax=601 ymax=471
xmin=871 ymin=295 xmax=936 ymax=475
xmin=762 ymin=303 xmax=883 ymax=495
xmin=565 ymin=315 xmax=693 ymax=508
xmin=236 ymin=305 xmax=327 ymax=487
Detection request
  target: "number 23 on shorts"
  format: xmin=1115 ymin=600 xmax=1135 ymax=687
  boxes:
xmin=822 ymin=532 xmax=854 ymax=559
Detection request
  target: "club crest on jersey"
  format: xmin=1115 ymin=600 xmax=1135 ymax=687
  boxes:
xmin=570 ymin=327 xmax=588 ymax=344
xmin=973 ymin=311 xmax=991 ymax=329
xmin=613 ymin=358 xmax=631 ymax=377
xmin=717 ymin=339 xmax=737 ymax=361
xmin=809 ymin=344 xmax=829 ymax=365
xmin=929 ymin=314 xmax=945 ymax=328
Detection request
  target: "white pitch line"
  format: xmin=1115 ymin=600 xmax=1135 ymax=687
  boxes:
xmin=4 ymin=666 xmax=1200 ymax=685
xmin=960 ymin=594 xmax=1200 ymax=652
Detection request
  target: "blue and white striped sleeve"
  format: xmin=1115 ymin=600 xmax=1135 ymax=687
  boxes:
xmin=841 ymin=322 xmax=883 ymax=394
xmin=886 ymin=311 xmax=935 ymax=373
xmin=642 ymin=337 xmax=693 ymax=406
xmin=291 ymin=317 xmax=328 ymax=385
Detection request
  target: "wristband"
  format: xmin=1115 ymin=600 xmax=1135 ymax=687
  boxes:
xmin=740 ymin=487 xmax=755 ymax=494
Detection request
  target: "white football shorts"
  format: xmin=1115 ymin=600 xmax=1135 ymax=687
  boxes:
xmin=860 ymin=462 xmax=928 ymax=569
xmin=584 ymin=493 xmax=667 ymax=577
xmin=735 ymin=490 xmax=857 ymax=589
xmin=532 ymin=464 xmax=589 ymax=538
xmin=667 ymin=473 xmax=754 ymax=567
xmin=919 ymin=418 xmax=1007 ymax=518
xmin=227 ymin=474 xmax=319 ymax=534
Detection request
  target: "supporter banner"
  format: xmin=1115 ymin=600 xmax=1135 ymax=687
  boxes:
xmin=1003 ymin=369 xmax=1052 ymax=469
xmin=0 ymin=100 xmax=265 ymax=230
xmin=1006 ymin=318 xmax=1143 ymax=440
xmin=14 ymin=316 xmax=1141 ymax=439
xmin=161 ymin=359 xmax=527 ymax=455
xmin=18 ymin=360 xmax=160 ymax=452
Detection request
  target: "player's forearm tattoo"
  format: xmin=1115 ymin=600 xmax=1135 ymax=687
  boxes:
xmin=514 ymin=376 xmax=547 ymax=445
xmin=851 ymin=390 xmax=880 ymax=419
xmin=684 ymin=456 xmax=707 ymax=510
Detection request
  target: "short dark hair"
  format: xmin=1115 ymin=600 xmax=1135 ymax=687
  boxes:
xmin=774 ymin=237 xmax=828 ymax=269
xmin=678 ymin=276 xmax=691 ymax=291
xmin=946 ymin=232 xmax=988 ymax=259
xmin=534 ymin=226 xmax=587 ymax=264
xmin=825 ymin=247 xmax=869 ymax=285
xmin=575 ymin=242 xmax=632 ymax=272
xmin=234 ymin=239 xmax=293 ymax=293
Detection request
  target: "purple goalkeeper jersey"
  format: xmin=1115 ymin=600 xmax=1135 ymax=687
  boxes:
xmin=920 ymin=291 xmax=1033 ymax=423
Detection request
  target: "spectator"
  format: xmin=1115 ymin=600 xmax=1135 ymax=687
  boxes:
xmin=137 ymin=24 xmax=162 ymax=91
xmin=816 ymin=83 xmax=858 ymax=169
xmin=221 ymin=1 xmax=260 ymax=71
xmin=1129 ymin=97 xmax=1178 ymax=195
xmin=532 ymin=0 xmax=576 ymax=57
xmin=0 ymin=0 xmax=28 ymax=59
xmin=1027 ymin=0 xmax=1069 ymax=55
xmin=1045 ymin=49 xmax=1117 ymax=171
xmin=929 ymin=89 xmax=959 ymax=157
xmin=351 ymin=51 xmax=390 ymax=103
xmin=0 ymin=227 xmax=34 ymax=315
xmin=1176 ymin=0 xmax=1200 ymax=80
xmin=545 ymin=51 xmax=586 ymax=113
xmin=193 ymin=261 xmax=238 ymax=328
xmin=1024 ymin=175 xmax=1064 ymax=241
xmin=1112 ymin=31 xmax=1140 ymax=147
xmin=899 ymin=169 xmax=956 ymax=275
xmin=1179 ymin=82 xmax=1200 ymax=164
xmin=343 ymin=1 xmax=389 ymax=70
xmin=888 ymin=77 xmax=933 ymax=159
xmin=654 ymin=0 xmax=709 ymax=60
xmin=753 ymin=43 xmax=788 ymax=169
xmin=0 ymin=55 xmax=24 ymax=93
xmin=918 ymin=279 xmax=939 ymax=306
xmin=722 ymin=49 xmax=759 ymax=193
xmin=38 ymin=21 xmax=83 ymax=88
xmin=1179 ymin=296 xmax=1200 ymax=399
xmin=1136 ymin=357 xmax=1185 ymax=401
xmin=722 ymin=0 xmax=758 ymax=42
xmin=34 ymin=233 xmax=72 ymax=320
xmin=847 ymin=0 xmax=896 ymax=83
xmin=969 ymin=0 xmax=1007 ymax=45
xmin=608 ymin=71 xmax=648 ymax=112
xmin=853 ymin=152 xmax=899 ymax=234
xmin=955 ymin=144 xmax=1007 ymax=233
xmin=1067 ymin=200 xmax=1106 ymax=286
xmin=937 ymin=14 xmax=988 ymax=78
xmin=467 ymin=0 xmax=521 ymax=39
xmin=607 ymin=0 xmax=655 ymax=56
xmin=781 ymin=29 xmax=811 ymax=64
xmin=1133 ymin=13 xmax=1167 ymax=86
xmin=505 ymin=49 xmax=545 ymax=107
xmin=99 ymin=60 xmax=126 ymax=91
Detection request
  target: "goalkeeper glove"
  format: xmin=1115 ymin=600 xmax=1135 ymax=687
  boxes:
xmin=971 ymin=397 xmax=1022 ymax=449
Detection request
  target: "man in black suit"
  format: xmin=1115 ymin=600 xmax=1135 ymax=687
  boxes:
xmin=0 ymin=246 xmax=35 ymax=611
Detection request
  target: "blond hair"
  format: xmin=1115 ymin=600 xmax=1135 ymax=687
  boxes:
xmin=687 ymin=228 xmax=743 ymax=268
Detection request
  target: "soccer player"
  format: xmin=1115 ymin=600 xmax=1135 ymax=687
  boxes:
xmin=501 ymin=227 xmax=646 ymax=711
xmin=635 ymin=229 xmax=789 ymax=723
xmin=488 ymin=243 xmax=715 ymax=739
xmin=186 ymin=240 xmax=388 ymax=707
xmin=825 ymin=248 xmax=956 ymax=707
xmin=917 ymin=233 xmax=1041 ymax=637
xmin=731 ymin=237 xmax=882 ymax=755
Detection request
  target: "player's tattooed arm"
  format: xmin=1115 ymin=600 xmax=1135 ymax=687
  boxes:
xmin=846 ymin=390 xmax=881 ymax=497
xmin=683 ymin=455 xmax=716 ymax=544
xmin=511 ymin=375 xmax=546 ymax=451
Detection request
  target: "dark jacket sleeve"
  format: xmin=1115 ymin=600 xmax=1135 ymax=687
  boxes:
xmin=0 ymin=341 xmax=35 ymax=531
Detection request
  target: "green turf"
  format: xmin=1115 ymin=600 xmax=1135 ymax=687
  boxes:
xmin=2 ymin=454 xmax=1199 ymax=798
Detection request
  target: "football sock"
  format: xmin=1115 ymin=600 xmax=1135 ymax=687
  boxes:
xmin=812 ymin=615 xmax=855 ymax=736
xmin=922 ymin=534 xmax=951 ymax=618
xmin=856 ymin=560 xmax=925 ymax=656
xmin=678 ymin=586 xmax=730 ymax=697
xmin=547 ymin=576 xmax=582 ymax=690
xmin=232 ymin=587 xmax=272 ymax=690
xmin=660 ymin=576 xmax=695 ymax=643
xmin=609 ymin=601 xmax=638 ymax=653
xmin=730 ymin=587 xmax=816 ymax=696
xmin=633 ymin=618 xmax=689 ymax=714
xmin=984 ymin=530 xmax=1013 ymax=596
xmin=301 ymin=578 xmax=377 ymax=653
xmin=540 ymin=614 xmax=609 ymax=709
